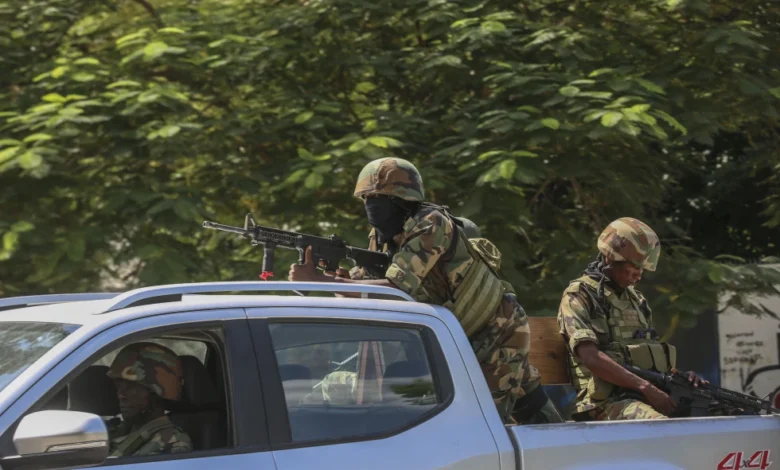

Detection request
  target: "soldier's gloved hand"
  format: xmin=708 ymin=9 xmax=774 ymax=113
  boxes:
xmin=672 ymin=368 xmax=709 ymax=388
xmin=640 ymin=382 xmax=676 ymax=415
xmin=288 ymin=246 xmax=329 ymax=283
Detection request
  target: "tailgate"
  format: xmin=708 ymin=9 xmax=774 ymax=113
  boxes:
xmin=510 ymin=415 xmax=780 ymax=470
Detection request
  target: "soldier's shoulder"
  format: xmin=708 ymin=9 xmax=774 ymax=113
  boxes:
xmin=559 ymin=279 xmax=594 ymax=313
xmin=412 ymin=206 xmax=451 ymax=226
xmin=562 ymin=277 xmax=590 ymax=297
xmin=401 ymin=206 xmax=453 ymax=236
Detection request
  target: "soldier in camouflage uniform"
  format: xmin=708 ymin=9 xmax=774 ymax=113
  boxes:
xmin=288 ymin=157 xmax=563 ymax=425
xmin=557 ymin=218 xmax=708 ymax=421
xmin=106 ymin=342 xmax=193 ymax=457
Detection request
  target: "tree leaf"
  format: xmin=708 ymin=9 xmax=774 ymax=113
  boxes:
xmin=635 ymin=78 xmax=666 ymax=95
xmin=3 ymin=231 xmax=19 ymax=251
xmin=71 ymin=72 xmax=96 ymax=82
xmin=297 ymin=148 xmax=326 ymax=161
xmin=23 ymin=133 xmax=53 ymax=143
xmin=18 ymin=151 xmax=43 ymax=169
xmin=541 ymin=118 xmax=560 ymax=129
xmin=629 ymin=104 xmax=652 ymax=113
xmin=42 ymin=93 xmax=67 ymax=103
xmin=11 ymin=221 xmax=34 ymax=233
xmin=499 ymin=159 xmax=517 ymax=179
xmin=73 ymin=57 xmax=101 ymax=65
xmin=50 ymin=66 xmax=69 ymax=78
xmin=559 ymin=86 xmax=580 ymax=97
xmin=355 ymin=82 xmax=377 ymax=93
xmin=295 ymin=111 xmax=314 ymax=124
xmin=107 ymin=80 xmax=140 ymax=89
xmin=510 ymin=150 xmax=539 ymax=158
xmin=157 ymin=125 xmax=181 ymax=138
xmin=652 ymin=110 xmax=687 ymax=135
xmin=158 ymin=27 xmax=186 ymax=34
xmin=481 ymin=21 xmax=507 ymax=32
xmin=589 ymin=68 xmax=614 ymax=77
xmin=0 ymin=147 xmax=19 ymax=163
xmin=143 ymin=41 xmax=169 ymax=60
xmin=478 ymin=150 xmax=505 ymax=161
xmin=601 ymin=111 xmax=624 ymax=127
xmin=349 ymin=139 xmax=369 ymax=152
xmin=367 ymin=136 xmax=403 ymax=148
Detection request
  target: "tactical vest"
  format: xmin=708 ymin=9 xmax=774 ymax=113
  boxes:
xmin=566 ymin=276 xmax=677 ymax=402
xmin=419 ymin=209 xmax=507 ymax=337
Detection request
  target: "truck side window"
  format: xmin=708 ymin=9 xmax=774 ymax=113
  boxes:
xmin=269 ymin=322 xmax=443 ymax=444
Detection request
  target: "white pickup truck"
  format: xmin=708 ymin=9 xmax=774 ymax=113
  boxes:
xmin=0 ymin=282 xmax=778 ymax=470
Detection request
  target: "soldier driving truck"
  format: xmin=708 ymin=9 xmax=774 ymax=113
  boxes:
xmin=287 ymin=157 xmax=563 ymax=425
xmin=558 ymin=217 xmax=709 ymax=421
xmin=106 ymin=342 xmax=193 ymax=456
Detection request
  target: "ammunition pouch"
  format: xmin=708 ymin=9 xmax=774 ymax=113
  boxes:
xmin=624 ymin=341 xmax=677 ymax=373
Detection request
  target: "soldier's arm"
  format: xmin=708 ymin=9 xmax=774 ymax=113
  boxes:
xmin=382 ymin=212 xmax=450 ymax=297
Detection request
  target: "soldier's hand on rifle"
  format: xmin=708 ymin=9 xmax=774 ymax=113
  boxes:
xmin=325 ymin=268 xmax=351 ymax=279
xmin=640 ymin=382 xmax=676 ymax=415
xmin=672 ymin=368 xmax=709 ymax=388
xmin=288 ymin=246 xmax=329 ymax=283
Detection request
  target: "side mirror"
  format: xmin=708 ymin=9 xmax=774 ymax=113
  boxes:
xmin=1 ymin=410 xmax=108 ymax=470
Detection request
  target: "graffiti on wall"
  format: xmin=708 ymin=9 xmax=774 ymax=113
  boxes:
xmin=719 ymin=294 xmax=780 ymax=407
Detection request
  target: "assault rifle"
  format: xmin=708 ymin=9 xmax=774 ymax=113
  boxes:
xmin=624 ymin=364 xmax=780 ymax=417
xmin=202 ymin=213 xmax=391 ymax=280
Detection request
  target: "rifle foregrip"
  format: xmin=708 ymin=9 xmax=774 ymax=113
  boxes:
xmin=262 ymin=246 xmax=275 ymax=273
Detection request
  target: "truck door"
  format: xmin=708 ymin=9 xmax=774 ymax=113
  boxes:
xmin=246 ymin=306 xmax=500 ymax=470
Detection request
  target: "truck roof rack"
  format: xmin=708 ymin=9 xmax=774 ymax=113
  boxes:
xmin=0 ymin=293 xmax=121 ymax=312
xmin=100 ymin=281 xmax=414 ymax=313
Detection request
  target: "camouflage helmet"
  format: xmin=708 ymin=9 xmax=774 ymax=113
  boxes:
xmin=107 ymin=342 xmax=184 ymax=401
xmin=455 ymin=217 xmax=482 ymax=239
xmin=597 ymin=217 xmax=661 ymax=271
xmin=353 ymin=157 xmax=424 ymax=202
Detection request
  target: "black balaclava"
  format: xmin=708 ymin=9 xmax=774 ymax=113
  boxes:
xmin=364 ymin=195 xmax=414 ymax=247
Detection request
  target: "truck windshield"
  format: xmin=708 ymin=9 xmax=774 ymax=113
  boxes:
xmin=0 ymin=321 xmax=80 ymax=394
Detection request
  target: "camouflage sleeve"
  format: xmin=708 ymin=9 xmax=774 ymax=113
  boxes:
xmin=384 ymin=211 xmax=452 ymax=296
xmin=557 ymin=288 xmax=598 ymax=353
xmin=134 ymin=429 xmax=193 ymax=456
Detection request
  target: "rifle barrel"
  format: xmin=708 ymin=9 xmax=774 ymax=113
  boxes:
xmin=202 ymin=221 xmax=250 ymax=236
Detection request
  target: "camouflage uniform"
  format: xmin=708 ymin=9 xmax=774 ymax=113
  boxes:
xmin=558 ymin=218 xmax=668 ymax=421
xmin=353 ymin=157 xmax=561 ymax=424
xmin=106 ymin=342 xmax=193 ymax=456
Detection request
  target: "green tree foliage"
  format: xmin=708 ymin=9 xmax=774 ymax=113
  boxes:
xmin=1 ymin=0 xmax=779 ymax=329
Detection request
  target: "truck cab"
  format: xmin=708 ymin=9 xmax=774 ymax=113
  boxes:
xmin=0 ymin=282 xmax=778 ymax=470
